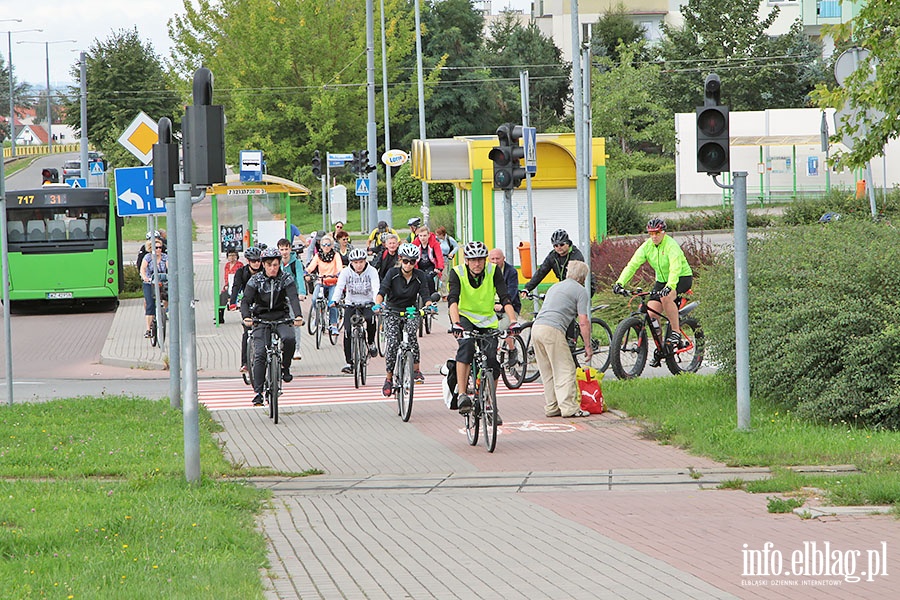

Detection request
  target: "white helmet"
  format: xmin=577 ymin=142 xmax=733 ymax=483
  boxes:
xmin=463 ymin=241 xmax=488 ymax=259
xmin=348 ymin=248 xmax=367 ymax=261
xmin=398 ymin=243 xmax=420 ymax=260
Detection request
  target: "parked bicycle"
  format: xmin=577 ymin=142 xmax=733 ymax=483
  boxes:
xmin=305 ymin=274 xmax=340 ymax=349
xmin=383 ymin=294 xmax=439 ymax=422
xmin=609 ymin=287 xmax=704 ymax=378
xmin=248 ymin=317 xmax=294 ymax=424
xmin=337 ymin=301 xmax=375 ymax=389
xmin=507 ymin=290 xmax=612 ymax=388
xmin=456 ymin=329 xmax=507 ymax=453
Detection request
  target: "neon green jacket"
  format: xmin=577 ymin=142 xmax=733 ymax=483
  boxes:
xmin=616 ymin=234 xmax=692 ymax=288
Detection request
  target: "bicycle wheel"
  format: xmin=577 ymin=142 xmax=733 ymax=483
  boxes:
xmin=269 ymin=350 xmax=281 ymax=423
xmin=481 ymin=373 xmax=498 ymax=453
xmin=424 ymin=310 xmax=433 ymax=334
xmin=465 ymin=372 xmax=479 ymax=445
xmin=398 ymin=350 xmax=415 ymax=422
xmin=664 ymin=316 xmax=705 ymax=375
xmin=376 ymin=314 xmax=386 ymax=357
xmin=315 ymin=305 xmax=324 ymax=349
xmin=357 ymin=331 xmax=368 ymax=386
xmin=352 ymin=332 xmax=362 ymax=389
xmin=499 ymin=334 xmax=528 ymax=389
xmin=306 ymin=301 xmax=317 ymax=335
xmin=518 ymin=322 xmax=540 ymax=384
xmin=149 ymin=316 xmax=158 ymax=347
xmin=158 ymin=306 xmax=167 ymax=346
xmin=574 ymin=318 xmax=613 ymax=373
xmin=610 ymin=316 xmax=648 ymax=380
xmin=243 ymin=334 xmax=255 ymax=387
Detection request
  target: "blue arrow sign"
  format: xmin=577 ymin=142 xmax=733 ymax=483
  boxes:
xmin=355 ymin=178 xmax=370 ymax=196
xmin=114 ymin=166 xmax=164 ymax=216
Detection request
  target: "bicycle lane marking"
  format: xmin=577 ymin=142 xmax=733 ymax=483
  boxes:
xmin=198 ymin=377 xmax=546 ymax=411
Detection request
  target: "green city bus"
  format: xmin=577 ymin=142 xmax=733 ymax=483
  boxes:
xmin=3 ymin=186 xmax=124 ymax=306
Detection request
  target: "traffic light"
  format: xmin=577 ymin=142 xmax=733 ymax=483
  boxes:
xmin=41 ymin=168 xmax=59 ymax=184
xmin=488 ymin=123 xmax=525 ymax=190
xmin=358 ymin=149 xmax=376 ymax=174
xmin=311 ymin=150 xmax=322 ymax=178
xmin=349 ymin=151 xmax=360 ymax=174
xmin=696 ymin=73 xmax=730 ymax=175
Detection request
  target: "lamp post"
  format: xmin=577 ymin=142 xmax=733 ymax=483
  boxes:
xmin=17 ymin=38 xmax=75 ymax=153
xmin=3 ymin=25 xmax=42 ymax=157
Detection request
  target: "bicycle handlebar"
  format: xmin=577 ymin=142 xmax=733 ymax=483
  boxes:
xmin=448 ymin=328 xmax=511 ymax=339
xmin=249 ymin=317 xmax=296 ymax=327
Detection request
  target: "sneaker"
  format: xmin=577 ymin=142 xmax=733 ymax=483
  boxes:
xmin=457 ymin=393 xmax=473 ymax=415
xmin=369 ymin=343 xmax=378 ymax=357
xmin=545 ymin=409 xmax=562 ymax=418
xmin=329 ymin=325 xmax=339 ymax=336
xmin=293 ymin=349 xmax=302 ymax=361
xmin=382 ymin=378 xmax=392 ymax=397
xmin=649 ymin=355 xmax=661 ymax=368
xmin=507 ymin=347 xmax=518 ymax=365
xmin=252 ymin=394 xmax=264 ymax=406
xmin=495 ymin=412 xmax=503 ymax=426
xmin=414 ymin=370 xmax=425 ymax=384
xmin=666 ymin=330 xmax=682 ymax=347
xmin=563 ymin=409 xmax=591 ymax=418
xmin=144 ymin=330 xmax=152 ymax=338
xmin=341 ymin=364 xmax=353 ymax=374
xmin=239 ymin=365 xmax=248 ymax=373
xmin=282 ymin=371 xmax=293 ymax=383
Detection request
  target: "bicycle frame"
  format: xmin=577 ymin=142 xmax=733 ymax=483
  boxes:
xmin=456 ymin=329 xmax=505 ymax=453
xmin=250 ymin=317 xmax=293 ymax=424
xmin=626 ymin=290 xmax=696 ymax=355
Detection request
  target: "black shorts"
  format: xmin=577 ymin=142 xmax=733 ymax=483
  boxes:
xmin=652 ymin=275 xmax=692 ymax=295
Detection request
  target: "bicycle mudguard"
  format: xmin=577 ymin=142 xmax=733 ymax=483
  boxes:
xmin=679 ymin=301 xmax=698 ymax=316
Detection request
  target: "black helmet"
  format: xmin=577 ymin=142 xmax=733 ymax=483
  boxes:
xmin=244 ymin=246 xmax=262 ymax=261
xmin=550 ymin=229 xmax=570 ymax=245
xmin=261 ymin=247 xmax=281 ymax=260
xmin=647 ymin=218 xmax=667 ymax=232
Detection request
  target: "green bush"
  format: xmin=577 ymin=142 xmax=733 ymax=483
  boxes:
xmin=700 ymin=220 xmax=900 ymax=429
xmin=605 ymin=183 xmax=646 ymax=235
xmin=668 ymin=209 xmax=773 ymax=231
xmin=782 ymin=187 xmax=900 ymax=225
xmin=630 ymin=170 xmax=675 ymax=202
xmin=122 ymin=264 xmax=142 ymax=295
xmin=391 ymin=163 xmax=454 ymax=206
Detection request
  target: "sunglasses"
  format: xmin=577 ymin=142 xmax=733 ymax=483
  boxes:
xmin=249 ymin=258 xmax=261 ymax=262
xmin=553 ymin=243 xmax=568 ymax=248
xmin=400 ymin=258 xmax=416 ymax=264
xmin=155 ymin=246 xmax=164 ymax=250
xmin=335 ymin=224 xmax=343 ymax=229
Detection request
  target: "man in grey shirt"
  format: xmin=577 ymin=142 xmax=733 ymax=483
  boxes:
xmin=531 ymin=261 xmax=593 ymax=418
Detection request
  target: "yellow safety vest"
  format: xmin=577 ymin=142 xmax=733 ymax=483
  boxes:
xmin=455 ymin=263 xmax=498 ymax=329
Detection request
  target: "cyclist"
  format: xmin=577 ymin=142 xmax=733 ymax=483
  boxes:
xmin=229 ymin=245 xmax=265 ymax=373
xmin=278 ymin=238 xmax=307 ymax=361
xmin=374 ymin=243 xmax=435 ymax=397
xmin=531 ymin=260 xmax=592 ymax=418
xmin=449 ymin=241 xmax=519 ymax=418
xmin=241 ymin=247 xmax=304 ymax=406
xmin=330 ymin=248 xmax=380 ymax=374
xmin=139 ymin=239 xmax=168 ymax=338
xmin=373 ymin=233 xmax=400 ymax=280
xmin=523 ymin=228 xmax=593 ymax=295
xmin=412 ymin=225 xmax=444 ymax=296
xmin=405 ymin=216 xmax=421 ymax=243
xmin=613 ymin=217 xmax=693 ymax=358
xmin=304 ymin=234 xmax=344 ymax=336
xmin=366 ymin=220 xmax=397 ymax=255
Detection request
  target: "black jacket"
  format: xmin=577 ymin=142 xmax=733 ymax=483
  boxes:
xmin=229 ymin=263 xmax=262 ymax=305
xmin=240 ymin=271 xmax=302 ymax=321
xmin=525 ymin=246 xmax=585 ymax=291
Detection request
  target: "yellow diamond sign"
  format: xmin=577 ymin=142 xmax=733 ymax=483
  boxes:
xmin=118 ymin=111 xmax=159 ymax=165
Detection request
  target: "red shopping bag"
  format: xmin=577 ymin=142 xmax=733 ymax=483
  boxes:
xmin=576 ymin=366 xmax=604 ymax=414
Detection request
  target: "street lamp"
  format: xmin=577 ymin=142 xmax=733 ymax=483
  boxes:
xmin=18 ymin=39 xmax=76 ymax=153
xmin=3 ymin=25 xmax=42 ymax=157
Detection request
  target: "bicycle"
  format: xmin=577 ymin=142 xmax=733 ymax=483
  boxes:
xmin=148 ymin=276 xmax=168 ymax=348
xmin=510 ymin=290 xmax=612 ymax=388
xmin=456 ymin=328 xmax=507 ymax=453
xmin=609 ymin=287 xmax=704 ymax=379
xmin=337 ymin=302 xmax=375 ymax=389
xmin=417 ymin=270 xmax=441 ymax=337
xmin=249 ymin=317 xmax=294 ymax=424
xmin=381 ymin=293 xmax=439 ymax=422
xmin=305 ymin=274 xmax=340 ymax=349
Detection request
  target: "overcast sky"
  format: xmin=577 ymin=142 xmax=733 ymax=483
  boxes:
xmin=3 ymin=0 xmax=531 ymax=88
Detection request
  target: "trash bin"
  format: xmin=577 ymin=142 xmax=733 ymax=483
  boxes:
xmin=518 ymin=241 xmax=532 ymax=279
xmin=856 ymin=179 xmax=866 ymax=199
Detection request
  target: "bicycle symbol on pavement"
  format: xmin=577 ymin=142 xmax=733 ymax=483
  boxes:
xmin=458 ymin=420 xmax=577 ymax=436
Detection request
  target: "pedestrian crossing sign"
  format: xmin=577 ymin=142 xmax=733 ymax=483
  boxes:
xmin=355 ymin=178 xmax=370 ymax=196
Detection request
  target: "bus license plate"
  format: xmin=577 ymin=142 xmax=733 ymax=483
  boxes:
xmin=46 ymin=292 xmax=73 ymax=300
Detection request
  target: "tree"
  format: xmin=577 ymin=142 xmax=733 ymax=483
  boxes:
xmin=656 ymin=0 xmax=825 ymax=113
xmin=811 ymin=3 xmax=900 ymax=169
xmin=485 ymin=11 xmax=570 ymax=132
xmin=590 ymin=3 xmax=648 ymax=65
xmin=0 ymin=55 xmax=34 ymax=142
xmin=60 ymin=28 xmax=181 ymax=167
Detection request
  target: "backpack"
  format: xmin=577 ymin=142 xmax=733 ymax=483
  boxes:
xmin=440 ymin=359 xmax=458 ymax=410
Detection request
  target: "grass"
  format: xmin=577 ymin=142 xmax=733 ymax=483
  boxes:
xmin=603 ymin=374 xmax=900 ymax=511
xmin=3 ymin=156 xmax=40 ymax=177
xmin=0 ymin=396 xmax=322 ymax=598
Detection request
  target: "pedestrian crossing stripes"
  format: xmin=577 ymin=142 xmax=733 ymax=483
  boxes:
xmin=198 ymin=376 xmax=544 ymax=411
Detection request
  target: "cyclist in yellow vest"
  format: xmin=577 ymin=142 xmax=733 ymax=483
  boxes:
xmin=448 ymin=241 xmax=519 ymax=416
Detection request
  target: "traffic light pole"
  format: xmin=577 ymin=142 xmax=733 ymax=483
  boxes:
xmin=713 ymin=171 xmax=750 ymax=432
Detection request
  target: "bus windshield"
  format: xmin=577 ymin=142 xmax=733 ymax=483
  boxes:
xmin=6 ymin=191 xmax=110 ymax=252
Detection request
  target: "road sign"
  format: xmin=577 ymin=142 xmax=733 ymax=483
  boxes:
xmin=328 ymin=152 xmax=353 ymax=168
xmin=65 ymin=178 xmax=87 ymax=188
xmin=114 ymin=166 xmax=164 ymax=216
xmin=355 ymin=178 xmax=370 ymax=196
xmin=523 ymin=126 xmax=537 ymax=174
xmin=117 ymin=111 xmax=159 ymax=165
xmin=89 ymin=161 xmax=105 ymax=175
xmin=239 ymin=150 xmax=263 ymax=182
